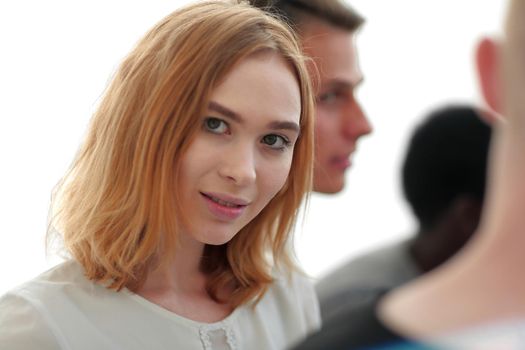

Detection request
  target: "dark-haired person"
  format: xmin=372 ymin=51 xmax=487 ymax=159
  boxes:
xmin=317 ymin=105 xmax=492 ymax=320
xmin=251 ymin=0 xmax=372 ymax=194
xmin=295 ymin=0 xmax=525 ymax=348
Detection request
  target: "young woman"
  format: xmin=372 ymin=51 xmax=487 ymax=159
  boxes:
xmin=0 ymin=1 xmax=320 ymax=349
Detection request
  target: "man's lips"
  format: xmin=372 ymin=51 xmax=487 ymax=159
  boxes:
xmin=330 ymin=154 xmax=352 ymax=170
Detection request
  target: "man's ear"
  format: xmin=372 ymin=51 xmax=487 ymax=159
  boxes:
xmin=476 ymin=37 xmax=503 ymax=118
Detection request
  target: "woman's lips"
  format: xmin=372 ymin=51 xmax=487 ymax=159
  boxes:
xmin=201 ymin=192 xmax=248 ymax=221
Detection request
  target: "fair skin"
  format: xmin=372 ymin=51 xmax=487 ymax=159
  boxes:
xmin=300 ymin=17 xmax=372 ymax=193
xmin=476 ymin=38 xmax=504 ymax=124
xmin=378 ymin=37 xmax=525 ymax=339
xmin=137 ymin=51 xmax=302 ymax=323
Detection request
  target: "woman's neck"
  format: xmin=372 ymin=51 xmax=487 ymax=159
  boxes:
xmin=134 ymin=233 xmax=234 ymax=323
xmin=141 ymin=232 xmax=206 ymax=294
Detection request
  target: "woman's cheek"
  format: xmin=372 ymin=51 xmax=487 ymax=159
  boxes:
xmin=262 ymin=156 xmax=294 ymax=197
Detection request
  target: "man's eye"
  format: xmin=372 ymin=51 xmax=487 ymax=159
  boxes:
xmin=317 ymin=92 xmax=338 ymax=104
xmin=204 ymin=117 xmax=229 ymax=134
xmin=262 ymin=134 xmax=290 ymax=150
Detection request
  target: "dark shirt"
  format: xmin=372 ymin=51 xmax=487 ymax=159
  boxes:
xmin=293 ymin=295 xmax=436 ymax=350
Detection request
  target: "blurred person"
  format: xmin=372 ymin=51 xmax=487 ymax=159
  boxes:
xmin=295 ymin=0 xmax=525 ymax=348
xmin=317 ymin=105 xmax=492 ymax=321
xmin=0 ymin=2 xmax=321 ymax=349
xmin=251 ymin=0 xmax=372 ymax=194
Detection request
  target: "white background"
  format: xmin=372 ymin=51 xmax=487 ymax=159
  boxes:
xmin=0 ymin=1 xmax=507 ymax=294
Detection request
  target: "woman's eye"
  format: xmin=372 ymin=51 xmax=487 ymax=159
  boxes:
xmin=262 ymin=134 xmax=290 ymax=150
xmin=204 ymin=117 xmax=229 ymax=134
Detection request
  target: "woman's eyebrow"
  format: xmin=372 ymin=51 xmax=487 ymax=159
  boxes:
xmin=209 ymin=100 xmax=300 ymax=133
xmin=267 ymin=120 xmax=300 ymax=134
xmin=208 ymin=101 xmax=243 ymax=123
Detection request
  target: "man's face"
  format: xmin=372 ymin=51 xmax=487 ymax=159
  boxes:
xmin=301 ymin=20 xmax=372 ymax=193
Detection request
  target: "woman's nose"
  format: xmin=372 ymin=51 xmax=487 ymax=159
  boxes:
xmin=217 ymin=145 xmax=257 ymax=186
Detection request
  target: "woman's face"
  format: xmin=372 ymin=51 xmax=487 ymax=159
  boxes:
xmin=178 ymin=51 xmax=301 ymax=246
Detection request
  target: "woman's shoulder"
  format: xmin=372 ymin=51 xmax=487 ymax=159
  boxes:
xmin=270 ymin=268 xmax=317 ymax=300
xmin=256 ymin=268 xmax=321 ymax=329
xmin=0 ymin=260 xmax=91 ymax=349
xmin=3 ymin=260 xmax=94 ymax=301
xmin=0 ymin=259 xmax=114 ymax=330
xmin=0 ymin=260 xmax=155 ymax=349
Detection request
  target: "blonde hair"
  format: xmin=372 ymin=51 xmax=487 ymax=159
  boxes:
xmin=49 ymin=0 xmax=314 ymax=308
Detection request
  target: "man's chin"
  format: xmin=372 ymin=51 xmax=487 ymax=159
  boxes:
xmin=312 ymin=178 xmax=345 ymax=194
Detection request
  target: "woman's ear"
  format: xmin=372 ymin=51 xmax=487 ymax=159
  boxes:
xmin=476 ymin=37 xmax=503 ymax=119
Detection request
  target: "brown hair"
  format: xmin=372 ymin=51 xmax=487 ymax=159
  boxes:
xmin=250 ymin=0 xmax=364 ymax=33
xmin=49 ymin=0 xmax=314 ymax=308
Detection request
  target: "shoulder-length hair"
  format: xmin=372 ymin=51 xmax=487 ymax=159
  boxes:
xmin=49 ymin=0 xmax=314 ymax=308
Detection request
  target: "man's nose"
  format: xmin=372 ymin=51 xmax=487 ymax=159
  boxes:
xmin=341 ymin=101 xmax=372 ymax=139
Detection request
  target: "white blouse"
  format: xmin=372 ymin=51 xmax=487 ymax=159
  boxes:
xmin=0 ymin=260 xmax=320 ymax=350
